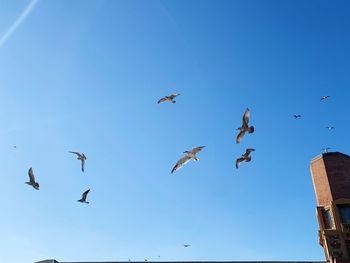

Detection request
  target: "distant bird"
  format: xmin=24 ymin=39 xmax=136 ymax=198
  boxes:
xmin=184 ymin=244 xmax=191 ymax=247
xmin=25 ymin=167 xmax=39 ymax=190
xmin=171 ymin=146 xmax=205 ymax=174
xmin=326 ymin=126 xmax=335 ymax=130
xmin=321 ymin=147 xmax=331 ymax=153
xmin=293 ymin=115 xmax=302 ymax=119
xmin=157 ymin=93 xmax=180 ymax=104
xmin=236 ymin=148 xmax=256 ymax=168
xmin=320 ymin=96 xmax=330 ymax=101
xmin=236 ymin=108 xmax=254 ymax=143
xmin=69 ymin=151 xmax=87 ymax=172
xmin=77 ymin=189 xmax=90 ymax=204
xmin=13 ymin=146 xmax=16 ymax=148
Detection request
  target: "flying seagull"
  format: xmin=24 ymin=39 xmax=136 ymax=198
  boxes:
xmin=25 ymin=167 xmax=39 ymax=190
xmin=78 ymin=189 xmax=90 ymax=204
xmin=293 ymin=115 xmax=302 ymax=119
xmin=158 ymin=93 xmax=180 ymax=104
xmin=69 ymin=151 xmax=87 ymax=172
xmin=236 ymin=148 xmax=256 ymax=169
xmin=171 ymin=146 xmax=205 ymax=174
xmin=326 ymin=126 xmax=335 ymax=130
xmin=236 ymin=108 xmax=254 ymax=144
xmin=321 ymin=147 xmax=331 ymax=153
xmin=320 ymin=96 xmax=330 ymax=101
xmin=184 ymin=244 xmax=191 ymax=248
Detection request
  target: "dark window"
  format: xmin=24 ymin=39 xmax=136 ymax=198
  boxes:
xmin=346 ymin=240 xmax=350 ymax=256
xmin=338 ymin=204 xmax=350 ymax=223
xmin=322 ymin=209 xmax=333 ymax=229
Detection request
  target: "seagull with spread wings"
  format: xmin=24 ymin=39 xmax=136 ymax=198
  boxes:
xmin=158 ymin=93 xmax=180 ymax=104
xmin=78 ymin=189 xmax=90 ymax=204
xmin=320 ymin=95 xmax=330 ymax=101
xmin=326 ymin=126 xmax=335 ymax=130
xmin=236 ymin=148 xmax=255 ymax=169
xmin=184 ymin=244 xmax=191 ymax=248
xmin=293 ymin=114 xmax=302 ymax=119
xmin=25 ymin=167 xmax=39 ymax=190
xmin=69 ymin=151 xmax=87 ymax=172
xmin=236 ymin=108 xmax=254 ymax=143
xmin=171 ymin=146 xmax=205 ymax=174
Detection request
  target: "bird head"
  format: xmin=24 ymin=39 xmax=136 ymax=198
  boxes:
xmin=34 ymin=183 xmax=39 ymax=190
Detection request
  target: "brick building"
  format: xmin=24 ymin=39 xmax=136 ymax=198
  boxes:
xmin=36 ymin=152 xmax=350 ymax=263
xmin=310 ymin=152 xmax=350 ymax=263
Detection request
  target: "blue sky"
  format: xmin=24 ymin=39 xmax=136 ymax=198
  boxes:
xmin=1 ymin=0 xmax=350 ymax=262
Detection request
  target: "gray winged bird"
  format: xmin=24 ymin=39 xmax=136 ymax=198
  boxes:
xmin=320 ymin=96 xmax=330 ymax=101
xmin=184 ymin=244 xmax=191 ymax=248
xmin=326 ymin=126 xmax=335 ymax=130
xmin=293 ymin=115 xmax=302 ymax=119
xmin=236 ymin=108 xmax=254 ymax=143
xmin=25 ymin=167 xmax=39 ymax=190
xmin=69 ymin=151 xmax=87 ymax=172
xmin=158 ymin=93 xmax=180 ymax=104
xmin=78 ymin=189 xmax=90 ymax=204
xmin=171 ymin=146 xmax=205 ymax=174
xmin=236 ymin=148 xmax=255 ymax=168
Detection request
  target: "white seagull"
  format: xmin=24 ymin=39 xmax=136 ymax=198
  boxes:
xmin=69 ymin=151 xmax=87 ymax=172
xmin=236 ymin=108 xmax=254 ymax=144
xmin=158 ymin=93 xmax=180 ymax=104
xmin=321 ymin=147 xmax=331 ymax=153
xmin=171 ymin=146 xmax=205 ymax=174
xmin=236 ymin=148 xmax=256 ymax=168
xmin=25 ymin=167 xmax=39 ymax=190
xmin=78 ymin=189 xmax=90 ymax=204
xmin=326 ymin=126 xmax=335 ymax=130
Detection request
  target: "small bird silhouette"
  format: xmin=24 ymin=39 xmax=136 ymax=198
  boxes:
xmin=321 ymin=147 xmax=331 ymax=153
xmin=171 ymin=146 xmax=205 ymax=174
xmin=13 ymin=146 xmax=16 ymax=148
xmin=293 ymin=115 xmax=302 ymax=119
xmin=25 ymin=167 xmax=39 ymax=190
xmin=236 ymin=108 xmax=254 ymax=143
xmin=236 ymin=149 xmax=256 ymax=168
xmin=158 ymin=93 xmax=180 ymax=104
xmin=326 ymin=126 xmax=335 ymax=130
xmin=184 ymin=244 xmax=191 ymax=247
xmin=320 ymin=96 xmax=330 ymax=101
xmin=69 ymin=151 xmax=87 ymax=172
xmin=78 ymin=189 xmax=90 ymax=204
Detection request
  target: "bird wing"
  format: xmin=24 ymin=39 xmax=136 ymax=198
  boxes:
xmin=28 ymin=167 xmax=35 ymax=183
xmin=190 ymin=146 xmax=205 ymax=154
xmin=242 ymin=108 xmax=250 ymax=128
xmin=171 ymin=155 xmax=191 ymax=173
xmin=69 ymin=151 xmax=81 ymax=157
xmin=246 ymin=148 xmax=256 ymax=155
xmin=236 ymin=130 xmax=246 ymax=144
xmin=157 ymin=97 xmax=168 ymax=104
xmin=82 ymin=189 xmax=90 ymax=200
xmin=81 ymin=158 xmax=85 ymax=172
xmin=82 ymin=153 xmax=87 ymax=160
xmin=169 ymin=93 xmax=180 ymax=99
xmin=236 ymin=157 xmax=245 ymax=168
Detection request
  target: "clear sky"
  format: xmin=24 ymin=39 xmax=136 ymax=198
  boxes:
xmin=1 ymin=0 xmax=350 ymax=262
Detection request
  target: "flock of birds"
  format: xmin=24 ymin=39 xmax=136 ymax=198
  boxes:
xmin=293 ymin=95 xmax=334 ymax=153
xmin=24 ymin=93 xmax=334 ymax=205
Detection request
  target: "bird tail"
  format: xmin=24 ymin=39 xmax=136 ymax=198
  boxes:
xmin=248 ymin=126 xmax=254 ymax=133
